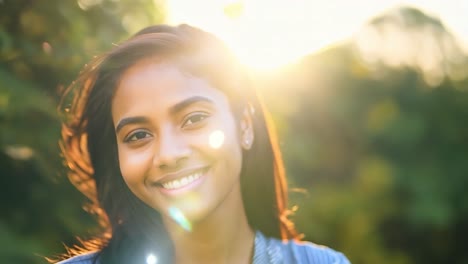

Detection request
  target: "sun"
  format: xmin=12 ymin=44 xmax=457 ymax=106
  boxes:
xmin=165 ymin=0 xmax=468 ymax=71
xmin=165 ymin=0 xmax=339 ymax=71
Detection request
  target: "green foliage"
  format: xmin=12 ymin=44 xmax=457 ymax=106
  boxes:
xmin=260 ymin=7 xmax=468 ymax=263
xmin=0 ymin=0 xmax=164 ymax=262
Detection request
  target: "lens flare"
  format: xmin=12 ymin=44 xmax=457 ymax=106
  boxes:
xmin=146 ymin=254 xmax=158 ymax=264
xmin=169 ymin=207 xmax=192 ymax=231
xmin=209 ymin=130 xmax=225 ymax=149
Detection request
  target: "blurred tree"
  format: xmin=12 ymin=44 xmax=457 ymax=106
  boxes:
xmin=260 ymin=6 xmax=468 ymax=264
xmin=0 ymin=0 xmax=164 ymax=262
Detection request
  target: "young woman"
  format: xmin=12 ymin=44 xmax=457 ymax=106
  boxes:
xmin=57 ymin=24 xmax=350 ymax=264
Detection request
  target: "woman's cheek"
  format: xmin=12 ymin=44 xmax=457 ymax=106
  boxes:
xmin=119 ymin=146 xmax=153 ymax=181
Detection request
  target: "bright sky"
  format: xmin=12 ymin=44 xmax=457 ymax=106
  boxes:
xmin=166 ymin=0 xmax=468 ymax=70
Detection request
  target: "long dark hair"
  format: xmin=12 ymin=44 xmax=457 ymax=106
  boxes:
xmin=60 ymin=24 xmax=296 ymax=263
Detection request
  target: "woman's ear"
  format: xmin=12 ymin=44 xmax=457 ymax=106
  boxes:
xmin=240 ymin=105 xmax=254 ymax=150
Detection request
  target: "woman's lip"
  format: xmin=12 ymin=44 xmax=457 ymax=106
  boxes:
xmin=156 ymin=168 xmax=208 ymax=195
xmin=153 ymin=166 xmax=208 ymax=185
xmin=151 ymin=166 xmax=209 ymax=194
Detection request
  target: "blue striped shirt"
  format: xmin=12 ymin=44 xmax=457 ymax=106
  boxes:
xmin=57 ymin=231 xmax=350 ymax=263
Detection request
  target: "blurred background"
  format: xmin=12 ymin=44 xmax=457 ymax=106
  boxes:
xmin=1 ymin=0 xmax=467 ymax=263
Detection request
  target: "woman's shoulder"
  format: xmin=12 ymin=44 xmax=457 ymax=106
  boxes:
xmin=55 ymin=252 xmax=99 ymax=264
xmin=256 ymin=231 xmax=350 ymax=264
xmin=280 ymin=239 xmax=350 ymax=264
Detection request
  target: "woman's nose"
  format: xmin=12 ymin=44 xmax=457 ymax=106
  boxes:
xmin=153 ymin=128 xmax=190 ymax=170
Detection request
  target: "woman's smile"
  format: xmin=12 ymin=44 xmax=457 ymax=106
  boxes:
xmin=153 ymin=166 xmax=209 ymax=195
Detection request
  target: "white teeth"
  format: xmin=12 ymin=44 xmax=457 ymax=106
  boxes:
xmin=161 ymin=172 xmax=202 ymax=190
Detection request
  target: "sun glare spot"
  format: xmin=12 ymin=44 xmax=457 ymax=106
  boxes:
xmin=42 ymin=42 xmax=52 ymax=54
xmin=209 ymin=130 xmax=225 ymax=149
xmin=5 ymin=145 xmax=34 ymax=160
xmin=166 ymin=0 xmax=330 ymax=71
xmin=77 ymin=0 xmax=102 ymax=10
xmin=168 ymin=207 xmax=192 ymax=231
xmin=146 ymin=254 xmax=158 ymax=264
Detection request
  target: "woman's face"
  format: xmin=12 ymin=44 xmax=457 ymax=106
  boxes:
xmin=112 ymin=61 xmax=248 ymax=226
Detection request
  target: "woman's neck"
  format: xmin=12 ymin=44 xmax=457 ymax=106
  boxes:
xmin=163 ymin=182 xmax=255 ymax=264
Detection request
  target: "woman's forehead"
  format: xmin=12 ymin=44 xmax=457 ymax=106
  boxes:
xmin=116 ymin=62 xmax=216 ymax=96
xmin=112 ymin=62 xmax=230 ymax=116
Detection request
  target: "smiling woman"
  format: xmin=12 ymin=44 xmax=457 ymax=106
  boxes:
xmin=55 ymin=24 xmax=350 ymax=264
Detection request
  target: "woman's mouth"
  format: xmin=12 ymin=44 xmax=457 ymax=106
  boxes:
xmin=160 ymin=170 xmax=203 ymax=190
xmin=155 ymin=167 xmax=209 ymax=194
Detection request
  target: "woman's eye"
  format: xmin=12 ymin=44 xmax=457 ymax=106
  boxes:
xmin=125 ymin=131 xmax=151 ymax=142
xmin=183 ymin=112 xmax=209 ymax=127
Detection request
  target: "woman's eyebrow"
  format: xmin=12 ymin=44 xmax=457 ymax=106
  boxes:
xmin=169 ymin=96 xmax=214 ymax=115
xmin=115 ymin=116 xmax=148 ymax=133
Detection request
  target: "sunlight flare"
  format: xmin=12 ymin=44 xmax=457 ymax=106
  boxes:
xmin=146 ymin=254 xmax=158 ymax=264
xmin=209 ymin=130 xmax=225 ymax=149
xmin=166 ymin=0 xmax=468 ymax=71
xmin=168 ymin=207 xmax=192 ymax=231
